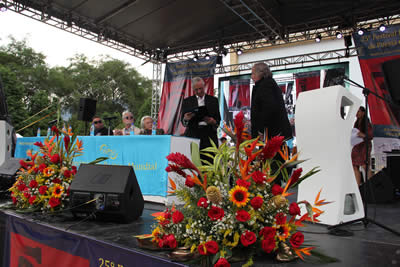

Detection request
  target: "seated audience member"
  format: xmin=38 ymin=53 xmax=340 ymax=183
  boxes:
xmin=92 ymin=115 xmax=113 ymax=136
xmin=114 ymin=111 xmax=141 ymax=135
xmin=219 ymin=137 xmax=227 ymax=146
xmin=140 ymin=115 xmax=165 ymax=135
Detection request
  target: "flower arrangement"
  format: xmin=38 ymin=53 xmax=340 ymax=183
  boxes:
xmin=9 ymin=126 xmax=83 ymax=212
xmin=140 ymin=111 xmax=330 ymax=266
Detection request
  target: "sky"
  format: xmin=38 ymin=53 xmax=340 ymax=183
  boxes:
xmin=0 ymin=9 xmax=154 ymax=79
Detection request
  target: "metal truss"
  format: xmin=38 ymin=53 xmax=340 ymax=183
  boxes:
xmin=2 ymin=0 xmax=152 ymax=61
xmin=215 ymin=47 xmax=358 ymax=74
xmin=151 ymin=62 xmax=162 ymax=121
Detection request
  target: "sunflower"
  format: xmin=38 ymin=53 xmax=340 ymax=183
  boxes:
xmin=229 ymin=186 xmax=250 ymax=207
xmin=274 ymin=223 xmax=291 ymax=242
xmin=52 ymin=184 xmax=64 ymax=198
xmin=43 ymin=167 xmax=55 ymax=177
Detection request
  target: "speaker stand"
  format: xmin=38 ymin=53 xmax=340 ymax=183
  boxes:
xmin=328 ymin=77 xmax=400 ymax=236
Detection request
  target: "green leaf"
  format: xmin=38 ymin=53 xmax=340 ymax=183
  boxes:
xmin=87 ymin=157 xmax=109 ymax=165
xmin=190 ymin=142 xmax=202 ymax=167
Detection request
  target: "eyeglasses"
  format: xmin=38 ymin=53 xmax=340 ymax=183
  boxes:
xmin=125 ymin=116 xmax=134 ymax=120
xmin=93 ymin=120 xmax=102 ymax=124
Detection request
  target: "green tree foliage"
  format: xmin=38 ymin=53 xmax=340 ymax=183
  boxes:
xmin=0 ymin=37 xmax=152 ymax=136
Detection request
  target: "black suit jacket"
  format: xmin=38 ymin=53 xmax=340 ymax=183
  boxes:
xmin=250 ymin=77 xmax=292 ymax=139
xmin=181 ymin=94 xmax=221 ymax=147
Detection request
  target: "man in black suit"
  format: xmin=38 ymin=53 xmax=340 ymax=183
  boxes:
xmin=250 ymin=63 xmax=292 ymax=140
xmin=92 ymin=115 xmax=113 ymax=136
xmin=182 ymin=77 xmax=221 ymax=162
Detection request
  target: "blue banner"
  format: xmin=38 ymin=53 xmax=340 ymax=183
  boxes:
xmin=3 ymin=211 xmax=184 ymax=267
xmin=15 ymin=136 xmax=172 ymax=197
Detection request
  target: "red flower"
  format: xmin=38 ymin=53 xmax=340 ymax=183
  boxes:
xmin=198 ymin=243 xmax=207 ymax=255
xmin=205 ymin=240 xmax=219 ymax=254
xmin=164 ymin=234 xmax=177 ymax=249
xmin=29 ymin=180 xmax=38 ymax=188
xmin=172 ymin=210 xmax=184 ymax=224
xmin=49 ymin=197 xmax=61 ymax=208
xmin=63 ymin=135 xmax=70 ymax=150
xmin=52 ymin=178 xmax=61 ymax=184
xmin=23 ymin=192 xmax=31 ymax=199
xmin=71 ymin=166 xmax=77 ymax=174
xmin=166 ymin=153 xmax=199 ymax=173
xmin=259 ymin=226 xmax=276 ymax=240
xmin=165 ymin=164 xmax=187 ymax=178
xmin=164 ymin=211 xmax=172 ymax=220
xmin=12 ymin=196 xmax=17 ymax=204
xmin=19 ymin=160 xmax=29 ymax=169
xmin=261 ymin=237 xmax=276 ymax=253
xmin=159 ymin=220 xmax=170 ymax=227
xmin=236 ymin=210 xmax=251 ymax=222
xmin=29 ymin=195 xmax=36 ymax=205
xmin=259 ymin=136 xmax=284 ymax=160
xmin=288 ymin=168 xmax=303 ymax=188
xmin=234 ymin=111 xmax=245 ymax=148
xmin=63 ymin=170 xmax=72 ymax=178
xmin=275 ymin=213 xmax=287 ymax=225
xmin=271 ymin=184 xmax=284 ymax=195
xmin=240 ymin=231 xmax=257 ymax=247
xmin=250 ymin=196 xmax=263 ymax=210
xmin=251 ymin=171 xmax=265 ymax=185
xmin=208 ymin=206 xmax=225 ymax=221
xmin=17 ymin=182 xmax=27 ymax=192
xmin=236 ymin=179 xmax=250 ymax=189
xmin=38 ymin=163 xmax=47 ymax=173
xmin=34 ymin=141 xmax=44 ymax=148
xmin=51 ymin=126 xmax=59 ymax=136
xmin=214 ymin=258 xmax=230 ymax=267
xmin=39 ymin=185 xmax=48 ymax=195
xmin=197 ymin=197 xmax=208 ymax=208
xmin=50 ymin=154 xmax=60 ymax=164
xmin=290 ymin=232 xmax=304 ymax=248
xmin=289 ymin=202 xmax=301 ymax=216
xmin=185 ymin=176 xmax=195 ymax=188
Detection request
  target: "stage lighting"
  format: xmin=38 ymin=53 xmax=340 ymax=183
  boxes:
xmin=315 ymin=35 xmax=322 ymax=43
xmin=357 ymin=28 xmax=365 ymax=36
xmin=236 ymin=48 xmax=243 ymax=55
xmin=205 ymin=54 xmax=210 ymax=60
xmin=336 ymin=32 xmax=343 ymax=39
xmin=193 ymin=54 xmax=199 ymax=62
xmin=0 ymin=3 xmax=6 ymax=12
xmin=379 ymin=24 xmax=386 ymax=32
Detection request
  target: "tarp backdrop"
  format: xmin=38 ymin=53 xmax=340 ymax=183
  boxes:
xmin=157 ymin=57 xmax=217 ymax=135
xmin=353 ymin=25 xmax=400 ymax=168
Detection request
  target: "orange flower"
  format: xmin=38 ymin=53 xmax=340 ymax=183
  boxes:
xmin=52 ymin=184 xmax=64 ymax=198
xmin=43 ymin=167 xmax=55 ymax=177
xmin=229 ymin=186 xmax=250 ymax=207
xmin=76 ymin=138 xmax=83 ymax=152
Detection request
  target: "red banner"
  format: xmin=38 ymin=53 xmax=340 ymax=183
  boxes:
xmin=294 ymin=71 xmax=320 ymax=98
xmin=157 ymin=57 xmax=217 ymax=135
xmin=228 ymin=79 xmax=250 ymax=109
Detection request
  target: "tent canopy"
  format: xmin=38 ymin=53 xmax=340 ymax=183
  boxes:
xmin=8 ymin=0 xmax=400 ymax=61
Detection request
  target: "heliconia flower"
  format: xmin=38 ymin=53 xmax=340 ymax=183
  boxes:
xmin=34 ymin=141 xmax=44 ymax=148
xmin=165 ymin=164 xmax=186 ymax=178
xmin=234 ymin=111 xmax=245 ymax=149
xmin=287 ymin=168 xmax=303 ymax=188
xmin=166 ymin=153 xmax=199 ymax=173
xmin=64 ymin=135 xmax=70 ymax=150
xmin=51 ymin=126 xmax=59 ymax=136
xmin=259 ymin=136 xmax=285 ymax=160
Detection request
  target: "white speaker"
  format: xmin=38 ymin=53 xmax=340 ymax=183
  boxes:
xmin=0 ymin=121 xmax=14 ymax=166
xmin=296 ymin=86 xmax=364 ymax=225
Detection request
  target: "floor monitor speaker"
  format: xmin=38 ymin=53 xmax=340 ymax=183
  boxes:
xmin=70 ymin=164 xmax=144 ymax=223
xmin=359 ymin=169 xmax=394 ymax=204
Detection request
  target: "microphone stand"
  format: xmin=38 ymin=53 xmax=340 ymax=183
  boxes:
xmin=328 ymin=76 xmax=400 ymax=236
xmin=103 ymin=117 xmax=117 ymax=135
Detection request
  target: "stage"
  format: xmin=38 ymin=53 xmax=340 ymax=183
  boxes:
xmin=1 ymin=193 xmax=399 ymax=267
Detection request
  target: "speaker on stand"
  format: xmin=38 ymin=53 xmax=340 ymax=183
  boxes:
xmin=70 ymin=164 xmax=144 ymax=223
xmin=77 ymin=98 xmax=97 ymax=136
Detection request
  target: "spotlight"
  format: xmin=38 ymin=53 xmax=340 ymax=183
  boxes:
xmin=357 ymin=28 xmax=365 ymax=36
xmin=236 ymin=48 xmax=243 ymax=55
xmin=193 ymin=54 xmax=199 ymax=62
xmin=336 ymin=32 xmax=343 ymax=39
xmin=0 ymin=3 xmax=6 ymax=12
xmin=379 ymin=24 xmax=386 ymax=32
xmin=315 ymin=34 xmax=322 ymax=43
xmin=205 ymin=54 xmax=210 ymax=60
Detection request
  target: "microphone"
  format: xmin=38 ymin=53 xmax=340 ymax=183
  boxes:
xmin=332 ymin=75 xmax=346 ymax=85
xmin=48 ymin=119 xmax=57 ymax=125
xmin=103 ymin=116 xmax=118 ymax=120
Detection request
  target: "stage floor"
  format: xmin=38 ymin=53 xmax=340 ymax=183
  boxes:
xmin=1 ymin=197 xmax=400 ymax=266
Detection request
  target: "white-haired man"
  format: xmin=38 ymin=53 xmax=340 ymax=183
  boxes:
xmin=114 ymin=111 xmax=141 ymax=135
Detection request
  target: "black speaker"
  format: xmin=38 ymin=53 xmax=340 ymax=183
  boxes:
xmin=70 ymin=164 xmax=144 ymax=223
xmin=382 ymin=59 xmax=400 ymax=103
xmin=0 ymin=158 xmax=24 ymax=198
xmin=344 ymin=35 xmax=352 ymax=47
xmin=77 ymin=98 xmax=97 ymax=122
xmin=386 ymin=154 xmax=400 ymax=190
xmin=359 ymin=169 xmax=394 ymax=203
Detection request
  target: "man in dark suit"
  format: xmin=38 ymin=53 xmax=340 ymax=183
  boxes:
xmin=250 ymin=63 xmax=292 ymax=140
xmin=92 ymin=115 xmax=113 ymax=136
xmin=182 ymin=77 xmax=221 ymax=162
